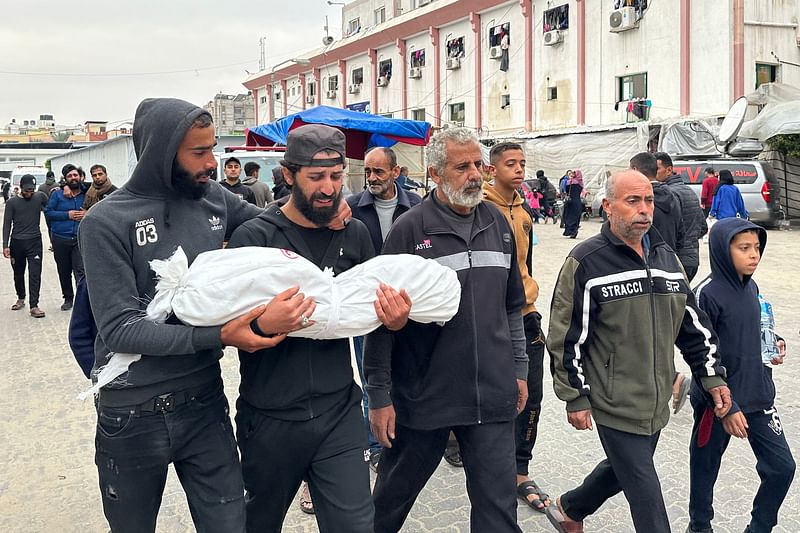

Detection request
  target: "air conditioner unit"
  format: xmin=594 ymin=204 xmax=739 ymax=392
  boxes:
xmin=326 ymin=89 xmax=337 ymax=99
xmin=408 ymin=67 xmax=422 ymax=79
xmin=543 ymin=29 xmax=563 ymax=46
xmin=348 ymin=83 xmax=361 ymax=94
xmin=305 ymin=95 xmax=315 ymax=104
xmin=609 ymin=7 xmax=639 ymax=33
xmin=377 ymin=76 xmax=389 ymax=87
xmin=489 ymin=46 xmax=503 ymax=59
xmin=445 ymin=57 xmax=461 ymax=70
xmin=418 ymin=0 xmax=431 ymax=6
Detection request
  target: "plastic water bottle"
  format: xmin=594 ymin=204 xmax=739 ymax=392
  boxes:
xmin=759 ymin=294 xmax=779 ymax=365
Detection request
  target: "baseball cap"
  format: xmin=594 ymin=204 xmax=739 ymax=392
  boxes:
xmin=281 ymin=124 xmax=346 ymax=168
xmin=19 ymin=174 xmax=36 ymax=191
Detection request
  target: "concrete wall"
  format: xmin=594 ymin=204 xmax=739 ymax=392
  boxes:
xmin=533 ymin=0 xmax=578 ymax=130
xmin=745 ymin=0 xmax=800 ymax=93
xmin=481 ymin=3 xmax=524 ymax=133
xmin=375 ymin=43 xmax=403 ymax=116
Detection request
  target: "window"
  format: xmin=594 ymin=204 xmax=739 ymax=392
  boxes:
xmin=412 ymin=108 xmax=426 ymax=121
xmin=375 ymin=7 xmax=386 ymax=25
xmin=328 ymin=76 xmax=339 ymax=91
xmin=274 ymin=90 xmax=281 ymax=101
xmin=379 ymin=59 xmax=393 ymax=80
xmin=308 ymin=82 xmax=316 ymax=97
xmin=348 ymin=18 xmax=360 ymax=35
xmin=351 ymin=67 xmax=364 ymax=85
xmin=410 ymin=49 xmax=426 ymax=68
xmin=260 ymin=96 xmax=267 ymax=104
xmin=755 ymin=63 xmax=778 ymax=88
xmin=235 ymin=120 xmax=245 ymax=125
xmin=618 ymin=72 xmax=647 ymax=101
xmin=544 ymin=4 xmax=569 ymax=32
xmin=500 ymin=95 xmax=511 ymax=108
xmin=449 ymin=102 xmax=465 ymax=124
xmin=547 ymin=86 xmax=558 ymax=100
xmin=446 ymin=36 xmax=465 ymax=59
xmin=380 ymin=113 xmax=393 ymax=118
xmin=489 ymin=23 xmax=510 ymax=47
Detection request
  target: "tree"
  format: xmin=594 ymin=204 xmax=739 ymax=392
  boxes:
xmin=766 ymin=134 xmax=800 ymax=158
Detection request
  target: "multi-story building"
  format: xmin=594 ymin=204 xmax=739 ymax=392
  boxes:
xmin=243 ymin=0 xmax=800 ymax=136
xmin=203 ymin=93 xmax=256 ymax=136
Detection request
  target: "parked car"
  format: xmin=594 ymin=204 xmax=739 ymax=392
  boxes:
xmin=591 ymin=158 xmax=782 ymax=227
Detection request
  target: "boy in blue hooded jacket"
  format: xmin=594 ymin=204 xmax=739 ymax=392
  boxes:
xmin=687 ymin=218 xmax=794 ymax=533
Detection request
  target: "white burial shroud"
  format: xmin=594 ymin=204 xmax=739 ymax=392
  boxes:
xmin=80 ymin=246 xmax=462 ymax=399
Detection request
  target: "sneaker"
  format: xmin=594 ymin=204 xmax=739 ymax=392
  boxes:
xmin=29 ymin=307 xmax=45 ymax=318
xmin=369 ymin=450 xmax=381 ymax=473
xmin=61 ymin=300 xmax=73 ymax=311
xmin=11 ymin=299 xmax=25 ymax=311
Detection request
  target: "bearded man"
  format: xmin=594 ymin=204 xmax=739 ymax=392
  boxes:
xmin=363 ymin=127 xmax=528 ymax=533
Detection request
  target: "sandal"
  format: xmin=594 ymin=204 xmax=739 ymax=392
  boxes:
xmin=298 ymin=482 xmax=314 ymax=515
xmin=11 ymin=299 xmax=24 ymax=311
xmin=517 ymin=480 xmax=550 ymax=513
xmin=673 ymin=373 xmax=691 ymax=414
xmin=443 ymin=439 xmax=463 ymax=468
xmin=545 ymin=496 xmax=584 ymax=533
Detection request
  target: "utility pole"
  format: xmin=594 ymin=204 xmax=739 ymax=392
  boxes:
xmin=259 ymin=36 xmax=266 ymax=72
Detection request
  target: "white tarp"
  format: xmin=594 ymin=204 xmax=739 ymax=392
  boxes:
xmin=738 ymin=82 xmax=800 ymax=142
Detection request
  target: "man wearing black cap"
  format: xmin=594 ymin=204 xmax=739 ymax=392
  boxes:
xmin=220 ymin=156 xmax=256 ymax=205
xmin=2 ymin=175 xmax=48 ymax=318
xmin=227 ymin=124 xmax=411 ymax=533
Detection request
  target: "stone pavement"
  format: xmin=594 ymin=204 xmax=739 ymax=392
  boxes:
xmin=0 ymin=210 xmax=798 ymax=532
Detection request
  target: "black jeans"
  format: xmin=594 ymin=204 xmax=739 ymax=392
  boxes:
xmin=51 ymin=235 xmax=83 ymax=301
xmin=689 ymin=398 xmax=795 ymax=532
xmin=94 ymin=379 xmax=245 ymax=533
xmin=236 ymin=390 xmax=373 ymax=533
xmin=9 ymin=237 xmax=42 ymax=307
xmin=515 ymin=312 xmax=545 ymax=475
xmin=561 ymin=424 xmax=669 ymax=532
xmin=374 ymin=421 xmax=521 ymax=533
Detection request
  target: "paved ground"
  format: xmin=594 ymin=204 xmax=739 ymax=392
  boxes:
xmin=0 ymin=211 xmax=798 ymax=532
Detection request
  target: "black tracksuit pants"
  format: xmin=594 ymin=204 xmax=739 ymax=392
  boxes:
xmin=374 ymin=421 xmax=521 ymax=533
xmin=688 ymin=398 xmax=796 ymax=533
xmin=515 ymin=312 xmax=545 ymax=475
xmin=51 ymin=235 xmax=83 ymax=301
xmin=561 ymin=424 xmax=670 ymax=532
xmin=235 ymin=392 xmax=373 ymax=533
xmin=10 ymin=237 xmax=43 ymax=308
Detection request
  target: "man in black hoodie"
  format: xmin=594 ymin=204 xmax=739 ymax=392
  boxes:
xmin=630 ymin=152 xmax=685 ymax=253
xmin=227 ymin=124 xmax=410 ymax=533
xmin=78 ymin=98 xmax=310 ymax=533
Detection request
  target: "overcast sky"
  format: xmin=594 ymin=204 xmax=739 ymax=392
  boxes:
xmin=1 ymin=1 xmax=343 ymax=127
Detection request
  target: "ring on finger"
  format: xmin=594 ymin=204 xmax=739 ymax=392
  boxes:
xmin=300 ymin=314 xmax=310 ymax=328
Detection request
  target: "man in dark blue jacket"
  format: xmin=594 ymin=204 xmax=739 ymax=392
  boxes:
xmin=45 ymin=164 xmax=87 ymax=310
xmin=347 ymin=146 xmax=421 ymax=471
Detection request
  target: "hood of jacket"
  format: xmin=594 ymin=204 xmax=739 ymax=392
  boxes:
xmin=482 ymin=180 xmax=525 ymax=208
xmin=709 ymin=217 xmax=767 ymax=290
xmin=127 ymin=98 xmax=212 ymax=198
xmin=241 ymin=174 xmax=258 ymax=186
xmin=652 ymin=181 xmax=677 ymax=214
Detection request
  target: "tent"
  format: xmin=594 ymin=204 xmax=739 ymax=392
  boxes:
xmin=245 ymin=106 xmax=432 ymax=160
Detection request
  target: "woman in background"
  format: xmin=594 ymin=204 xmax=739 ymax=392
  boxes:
xmin=562 ymin=169 xmax=584 ymax=239
xmin=709 ymin=169 xmax=748 ymax=220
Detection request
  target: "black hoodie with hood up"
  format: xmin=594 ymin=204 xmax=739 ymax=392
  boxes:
xmin=691 ymin=217 xmax=773 ymax=416
xmin=79 ymin=98 xmax=262 ymax=406
xmin=651 ymin=181 xmax=685 ymax=254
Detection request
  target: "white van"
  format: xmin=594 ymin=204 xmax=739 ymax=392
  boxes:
xmin=10 ymin=166 xmax=48 ymax=195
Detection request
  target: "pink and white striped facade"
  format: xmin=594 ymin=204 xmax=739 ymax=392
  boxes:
xmin=243 ymin=0 xmax=800 ymax=135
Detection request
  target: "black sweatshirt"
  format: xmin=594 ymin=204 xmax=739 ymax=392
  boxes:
xmin=2 ymin=192 xmax=48 ymax=247
xmin=227 ymin=205 xmax=374 ymax=420
xmin=691 ymin=217 xmax=773 ymax=415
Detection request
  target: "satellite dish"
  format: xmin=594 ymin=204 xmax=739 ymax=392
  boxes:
xmin=323 ymin=35 xmax=334 ymax=46
xmin=718 ymin=96 xmax=749 ymax=144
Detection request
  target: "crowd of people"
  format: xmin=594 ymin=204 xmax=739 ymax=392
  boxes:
xmin=0 ymin=98 xmax=793 ymax=533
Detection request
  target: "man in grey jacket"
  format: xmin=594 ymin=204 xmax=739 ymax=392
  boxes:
xmin=655 ymin=152 xmax=708 ymax=281
xmin=79 ymin=98 xmax=314 ymax=533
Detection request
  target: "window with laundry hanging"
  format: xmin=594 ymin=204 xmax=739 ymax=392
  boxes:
xmin=328 ymin=76 xmax=339 ymax=92
xmin=352 ymin=67 xmax=364 ymax=85
xmin=410 ymin=49 xmax=426 ymax=68
xmin=489 ymin=23 xmax=510 ymax=47
xmin=543 ymin=4 xmax=569 ymax=32
xmin=379 ymin=59 xmax=393 ymax=80
xmin=618 ymin=72 xmax=649 ymax=121
xmin=446 ymin=37 xmax=465 ymax=58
